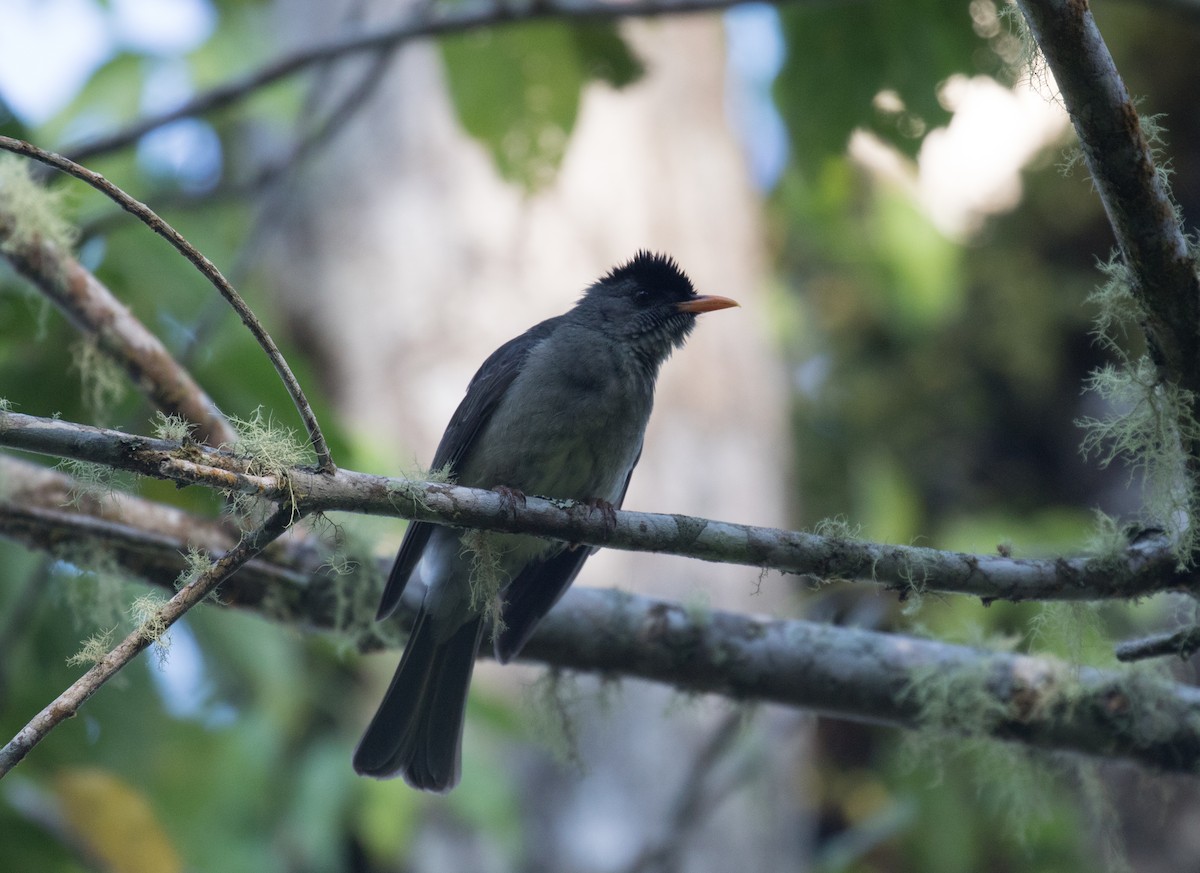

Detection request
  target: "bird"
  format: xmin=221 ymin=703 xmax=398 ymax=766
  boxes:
xmin=352 ymin=251 xmax=738 ymax=791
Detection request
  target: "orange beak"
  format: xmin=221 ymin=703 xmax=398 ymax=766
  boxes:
xmin=674 ymin=295 xmax=740 ymax=314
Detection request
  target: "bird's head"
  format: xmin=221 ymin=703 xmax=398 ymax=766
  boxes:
xmin=577 ymin=251 xmax=738 ymax=365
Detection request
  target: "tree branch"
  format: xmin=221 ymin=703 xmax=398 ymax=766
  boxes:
xmin=1013 ymin=0 xmax=1200 ymax=406
xmin=63 ymin=0 xmax=785 ymax=163
xmin=0 ymin=456 xmax=328 ymax=630
xmin=3 ymin=410 xmax=1198 ymax=604
xmin=0 ymin=136 xmax=335 ymax=472
xmin=1115 ymin=626 xmax=1200 ymax=662
xmin=5 ymin=472 xmax=1200 ymax=777
xmin=522 ymin=587 xmax=1200 ymax=774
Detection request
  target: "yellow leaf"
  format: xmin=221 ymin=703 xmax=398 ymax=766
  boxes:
xmin=55 ymin=768 xmax=182 ymax=873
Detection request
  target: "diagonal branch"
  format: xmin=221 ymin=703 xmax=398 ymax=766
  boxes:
xmin=0 ymin=136 xmax=334 ymax=472
xmin=0 ymin=196 xmax=236 ymax=447
xmin=1013 ymin=1 xmax=1200 ymax=408
xmin=0 ymin=504 xmax=295 ymax=779
xmin=3 ymin=410 xmax=1198 ymax=603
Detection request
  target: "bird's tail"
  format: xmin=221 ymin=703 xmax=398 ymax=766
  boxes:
xmin=352 ymin=610 xmax=484 ymax=791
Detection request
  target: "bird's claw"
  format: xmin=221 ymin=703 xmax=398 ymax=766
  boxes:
xmin=494 ymin=485 xmax=527 ymax=518
xmin=582 ymin=497 xmax=619 ymax=533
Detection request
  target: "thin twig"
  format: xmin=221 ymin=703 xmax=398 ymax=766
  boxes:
xmin=214 ymin=44 xmax=400 ymax=289
xmin=63 ymin=0 xmax=785 ymax=163
xmin=0 ymin=136 xmax=335 ymax=472
xmin=3 ymin=410 xmax=1199 ymax=603
xmin=626 ymin=712 xmax=749 ymax=873
xmin=0 ymin=560 xmax=51 ymax=706
xmin=0 ymin=505 xmax=294 ymax=779
xmin=1115 ymin=626 xmax=1200 ymax=662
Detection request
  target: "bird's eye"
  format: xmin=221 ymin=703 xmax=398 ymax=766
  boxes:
xmin=634 ymin=288 xmax=651 ymax=305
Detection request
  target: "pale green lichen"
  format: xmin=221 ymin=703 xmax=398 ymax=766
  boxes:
xmin=224 ymin=406 xmax=310 ymax=521
xmin=1085 ymin=255 xmax=1146 ymax=354
xmin=71 ymin=339 xmax=127 ymax=419
xmin=460 ymin=529 xmax=507 ymax=634
xmin=386 ymin=462 xmax=452 ymax=517
xmin=176 ymin=545 xmax=215 ymax=590
xmin=57 ymin=458 xmax=127 ymax=509
xmin=525 ymin=670 xmax=586 ymax=770
xmin=129 ymin=593 xmax=171 ymax=667
xmin=307 ymin=514 xmax=385 ymax=638
xmin=1077 ymin=356 xmax=1200 ymax=566
xmin=152 ymin=411 xmax=195 ymax=443
xmin=1028 ymin=601 xmax=1109 ymax=669
xmin=0 ymin=155 xmax=78 ymax=257
xmin=996 ymin=2 xmax=1047 ymax=94
xmin=66 ymin=627 xmax=115 ymax=668
xmin=813 ymin=515 xmax=863 ymax=540
xmin=1072 ymin=108 xmax=1200 ymax=567
xmin=53 ymin=548 xmax=129 ymax=629
xmin=894 ymin=552 xmax=930 ymax=616
xmin=902 ymin=646 xmax=1156 ymax=870
xmin=1074 ymin=761 xmax=1132 ymax=873
xmin=899 ymin=655 xmax=1066 ymax=844
xmin=682 ymin=589 xmax=712 ymax=627
xmin=227 ymin=406 xmax=309 ymax=478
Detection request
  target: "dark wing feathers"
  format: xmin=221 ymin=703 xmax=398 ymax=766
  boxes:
xmin=493 ymin=447 xmax=641 ymax=663
xmin=375 ymin=317 xmax=563 ymax=621
xmin=492 ymin=546 xmax=594 ymax=663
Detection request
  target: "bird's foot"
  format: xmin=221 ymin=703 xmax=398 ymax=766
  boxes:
xmin=494 ymin=485 xmax=527 ymax=518
xmin=582 ymin=497 xmax=619 ymax=533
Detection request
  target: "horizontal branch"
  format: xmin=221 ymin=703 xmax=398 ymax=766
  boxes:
xmin=523 ymin=588 xmax=1200 ymax=774
xmin=0 ymin=456 xmax=305 ymax=593
xmin=3 ymin=410 xmax=1198 ymax=604
xmin=65 ymin=0 xmax=784 ymax=162
xmin=4 ymin=469 xmax=1198 ymax=775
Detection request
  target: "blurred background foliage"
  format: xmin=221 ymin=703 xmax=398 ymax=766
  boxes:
xmin=2 ymin=0 xmax=1200 ymax=870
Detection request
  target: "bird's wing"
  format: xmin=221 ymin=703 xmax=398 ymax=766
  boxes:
xmin=492 ymin=447 xmax=641 ymax=663
xmin=375 ymin=317 xmax=562 ymax=621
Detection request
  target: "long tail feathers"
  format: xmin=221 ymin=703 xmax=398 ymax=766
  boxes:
xmin=352 ymin=611 xmax=485 ymax=791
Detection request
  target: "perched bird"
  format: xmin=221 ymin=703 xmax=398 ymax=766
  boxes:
xmin=353 ymin=251 xmax=738 ymax=791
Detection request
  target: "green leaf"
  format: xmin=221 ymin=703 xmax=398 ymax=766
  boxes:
xmin=440 ymin=22 xmax=642 ymax=189
xmin=40 ymin=52 xmax=145 ymax=146
xmin=570 ymin=22 xmax=645 ymax=88
xmin=775 ymin=0 xmax=986 ymax=173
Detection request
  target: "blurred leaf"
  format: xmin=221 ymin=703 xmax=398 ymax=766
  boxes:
xmin=441 ymin=22 xmax=642 ymax=189
xmin=775 ymin=0 xmax=985 ymax=172
xmin=358 ymin=776 xmax=422 ymax=861
xmin=55 ymin=768 xmax=183 ymax=873
xmin=39 ymin=53 xmax=143 ymax=147
xmin=570 ymin=22 xmax=645 ymax=88
xmin=283 ymin=741 xmax=358 ymax=870
xmin=871 ymin=186 xmax=963 ymax=329
xmin=853 ymin=450 xmax=921 ymax=544
xmin=936 ymin=506 xmax=1094 ymax=557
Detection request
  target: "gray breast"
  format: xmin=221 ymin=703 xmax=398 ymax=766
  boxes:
xmin=457 ymin=323 xmax=653 ymax=503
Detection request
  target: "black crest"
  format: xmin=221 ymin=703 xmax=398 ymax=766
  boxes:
xmin=602 ymin=250 xmax=696 ymax=301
